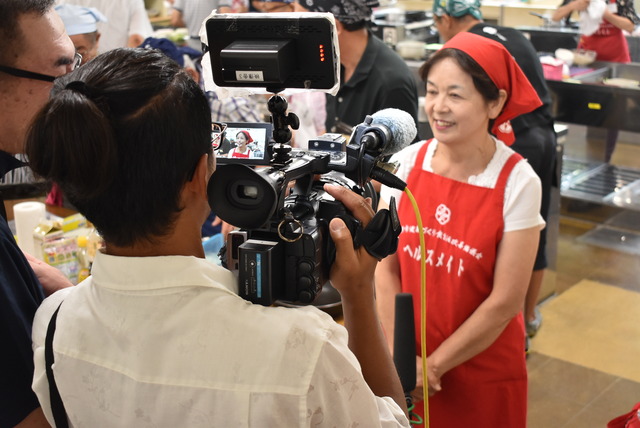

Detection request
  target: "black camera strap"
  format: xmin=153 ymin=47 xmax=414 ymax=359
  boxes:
xmin=45 ymin=301 xmax=69 ymax=428
xmin=336 ymin=196 xmax=401 ymax=260
xmin=358 ymin=196 xmax=401 ymax=260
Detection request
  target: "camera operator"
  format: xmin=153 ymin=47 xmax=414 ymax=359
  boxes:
xmin=27 ymin=48 xmax=409 ymax=427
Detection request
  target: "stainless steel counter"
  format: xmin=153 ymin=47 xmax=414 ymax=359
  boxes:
xmin=546 ymin=61 xmax=640 ymax=132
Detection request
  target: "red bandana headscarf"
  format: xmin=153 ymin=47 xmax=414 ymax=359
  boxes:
xmin=442 ymin=32 xmax=542 ymax=145
xmin=237 ymin=130 xmax=254 ymax=143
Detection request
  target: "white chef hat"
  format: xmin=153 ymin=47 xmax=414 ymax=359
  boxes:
xmin=55 ymin=4 xmax=107 ymax=36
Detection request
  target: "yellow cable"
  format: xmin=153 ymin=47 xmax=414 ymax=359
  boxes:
xmin=403 ymin=187 xmax=428 ymax=427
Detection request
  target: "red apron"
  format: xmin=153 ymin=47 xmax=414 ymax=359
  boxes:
xmin=579 ymin=0 xmax=630 ymax=63
xmin=397 ymin=141 xmax=527 ymax=427
xmin=229 ymin=149 xmax=252 ymax=158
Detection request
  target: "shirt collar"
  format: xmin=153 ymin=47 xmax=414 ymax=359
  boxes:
xmin=91 ymin=251 xmax=239 ymax=295
xmin=0 ymin=150 xmax=26 ymax=176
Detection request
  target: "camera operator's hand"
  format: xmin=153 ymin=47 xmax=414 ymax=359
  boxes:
xmin=324 ymin=184 xmax=376 ymax=300
xmin=323 ymin=184 xmax=407 ymax=416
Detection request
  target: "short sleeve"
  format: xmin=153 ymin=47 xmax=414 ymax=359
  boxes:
xmin=504 ymin=161 xmax=545 ymax=232
xmin=306 ymin=324 xmax=410 ymax=427
xmin=129 ymin=0 xmax=153 ymax=38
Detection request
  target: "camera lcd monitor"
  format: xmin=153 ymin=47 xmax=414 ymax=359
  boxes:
xmin=205 ymin=13 xmax=338 ymax=93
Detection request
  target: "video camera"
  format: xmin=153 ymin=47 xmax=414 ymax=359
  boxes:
xmin=204 ymin=13 xmax=415 ymax=306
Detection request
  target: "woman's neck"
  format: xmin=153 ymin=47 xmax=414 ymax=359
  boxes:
xmin=432 ymin=134 xmax=496 ymax=182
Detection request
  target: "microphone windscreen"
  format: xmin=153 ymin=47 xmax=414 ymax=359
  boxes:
xmin=371 ymin=108 xmax=417 ymax=156
xmin=394 ymin=292 xmax=417 ymax=393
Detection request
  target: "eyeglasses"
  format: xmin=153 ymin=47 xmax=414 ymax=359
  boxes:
xmin=0 ymin=52 xmax=82 ymax=83
xmin=211 ymin=122 xmax=227 ymax=149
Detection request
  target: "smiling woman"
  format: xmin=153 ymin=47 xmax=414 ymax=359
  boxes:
xmin=375 ymin=32 xmax=547 ymax=428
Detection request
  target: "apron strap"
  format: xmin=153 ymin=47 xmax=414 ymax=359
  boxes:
xmin=495 ymin=152 xmax=524 ymax=194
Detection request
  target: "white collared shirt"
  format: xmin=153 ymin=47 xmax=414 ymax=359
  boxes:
xmin=32 ymin=252 xmax=408 ymax=427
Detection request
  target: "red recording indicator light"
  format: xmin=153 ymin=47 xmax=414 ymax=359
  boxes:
xmin=319 ymin=44 xmax=325 ymax=62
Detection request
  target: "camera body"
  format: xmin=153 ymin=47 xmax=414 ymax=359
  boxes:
xmin=209 ymin=138 xmax=373 ymax=306
xmin=204 ymin=13 xmax=408 ymax=306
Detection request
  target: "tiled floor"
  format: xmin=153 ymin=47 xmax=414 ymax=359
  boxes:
xmin=526 ymin=128 xmax=640 ymax=427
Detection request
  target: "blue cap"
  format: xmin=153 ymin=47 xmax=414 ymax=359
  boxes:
xmin=55 ymin=4 xmax=107 ymax=36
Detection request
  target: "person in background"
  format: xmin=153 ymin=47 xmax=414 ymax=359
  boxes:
xmin=375 ymin=32 xmax=545 ymax=426
xmin=55 ymin=3 xmax=107 ymax=64
xmin=553 ymin=0 xmax=639 ymax=163
xmin=252 ymin=0 xmax=327 ymax=148
xmin=45 ymin=3 xmax=108 ymax=208
xmin=553 ymin=0 xmax=638 ymax=62
xmin=0 ymin=0 xmax=76 ymax=425
xmin=55 ymin=0 xmax=153 ymax=52
xmin=432 ymin=0 xmax=557 ymax=347
xmin=252 ymin=0 xmax=293 ymax=11
xmin=294 ymin=0 xmax=419 ymax=135
xmin=170 ymin=0 xmax=233 ymax=50
xmin=27 ymin=47 xmax=409 ymax=427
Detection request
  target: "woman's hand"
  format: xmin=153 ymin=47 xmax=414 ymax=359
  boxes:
xmin=426 ymin=356 xmax=443 ymax=397
xmin=411 ymin=355 xmax=443 ymax=402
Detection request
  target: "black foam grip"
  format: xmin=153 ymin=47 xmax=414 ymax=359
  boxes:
xmin=394 ymin=293 xmax=417 ymax=393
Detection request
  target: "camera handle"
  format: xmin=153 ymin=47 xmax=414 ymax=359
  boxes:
xmin=267 ymin=95 xmax=300 ymax=164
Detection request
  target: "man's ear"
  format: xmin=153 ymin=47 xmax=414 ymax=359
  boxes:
xmin=187 ymin=153 xmax=211 ymax=197
xmin=439 ymin=14 xmax=453 ymax=31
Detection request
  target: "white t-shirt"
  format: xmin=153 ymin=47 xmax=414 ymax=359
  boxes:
xmin=32 ymin=252 xmax=409 ymax=427
xmin=56 ymin=0 xmax=153 ymax=52
xmin=173 ymin=0 xmax=230 ymax=38
xmin=380 ymin=138 xmax=545 ymax=232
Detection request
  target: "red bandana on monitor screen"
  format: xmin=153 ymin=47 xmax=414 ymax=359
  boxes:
xmin=442 ymin=32 xmax=543 ymax=145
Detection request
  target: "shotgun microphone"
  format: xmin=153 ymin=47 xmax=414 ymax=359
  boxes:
xmin=394 ymin=293 xmax=417 ymax=395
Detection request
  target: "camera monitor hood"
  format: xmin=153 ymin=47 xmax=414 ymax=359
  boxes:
xmin=204 ymin=12 xmax=340 ymax=94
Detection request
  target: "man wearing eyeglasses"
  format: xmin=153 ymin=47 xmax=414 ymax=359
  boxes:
xmin=0 ymin=0 xmax=77 ymax=426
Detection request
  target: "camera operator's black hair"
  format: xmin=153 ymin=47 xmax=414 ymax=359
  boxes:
xmin=0 ymin=0 xmax=55 ymax=64
xmin=26 ymin=48 xmax=212 ymax=247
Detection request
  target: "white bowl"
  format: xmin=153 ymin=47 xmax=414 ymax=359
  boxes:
xmin=555 ymin=48 xmax=574 ymax=65
xmin=573 ymin=49 xmax=597 ymax=66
